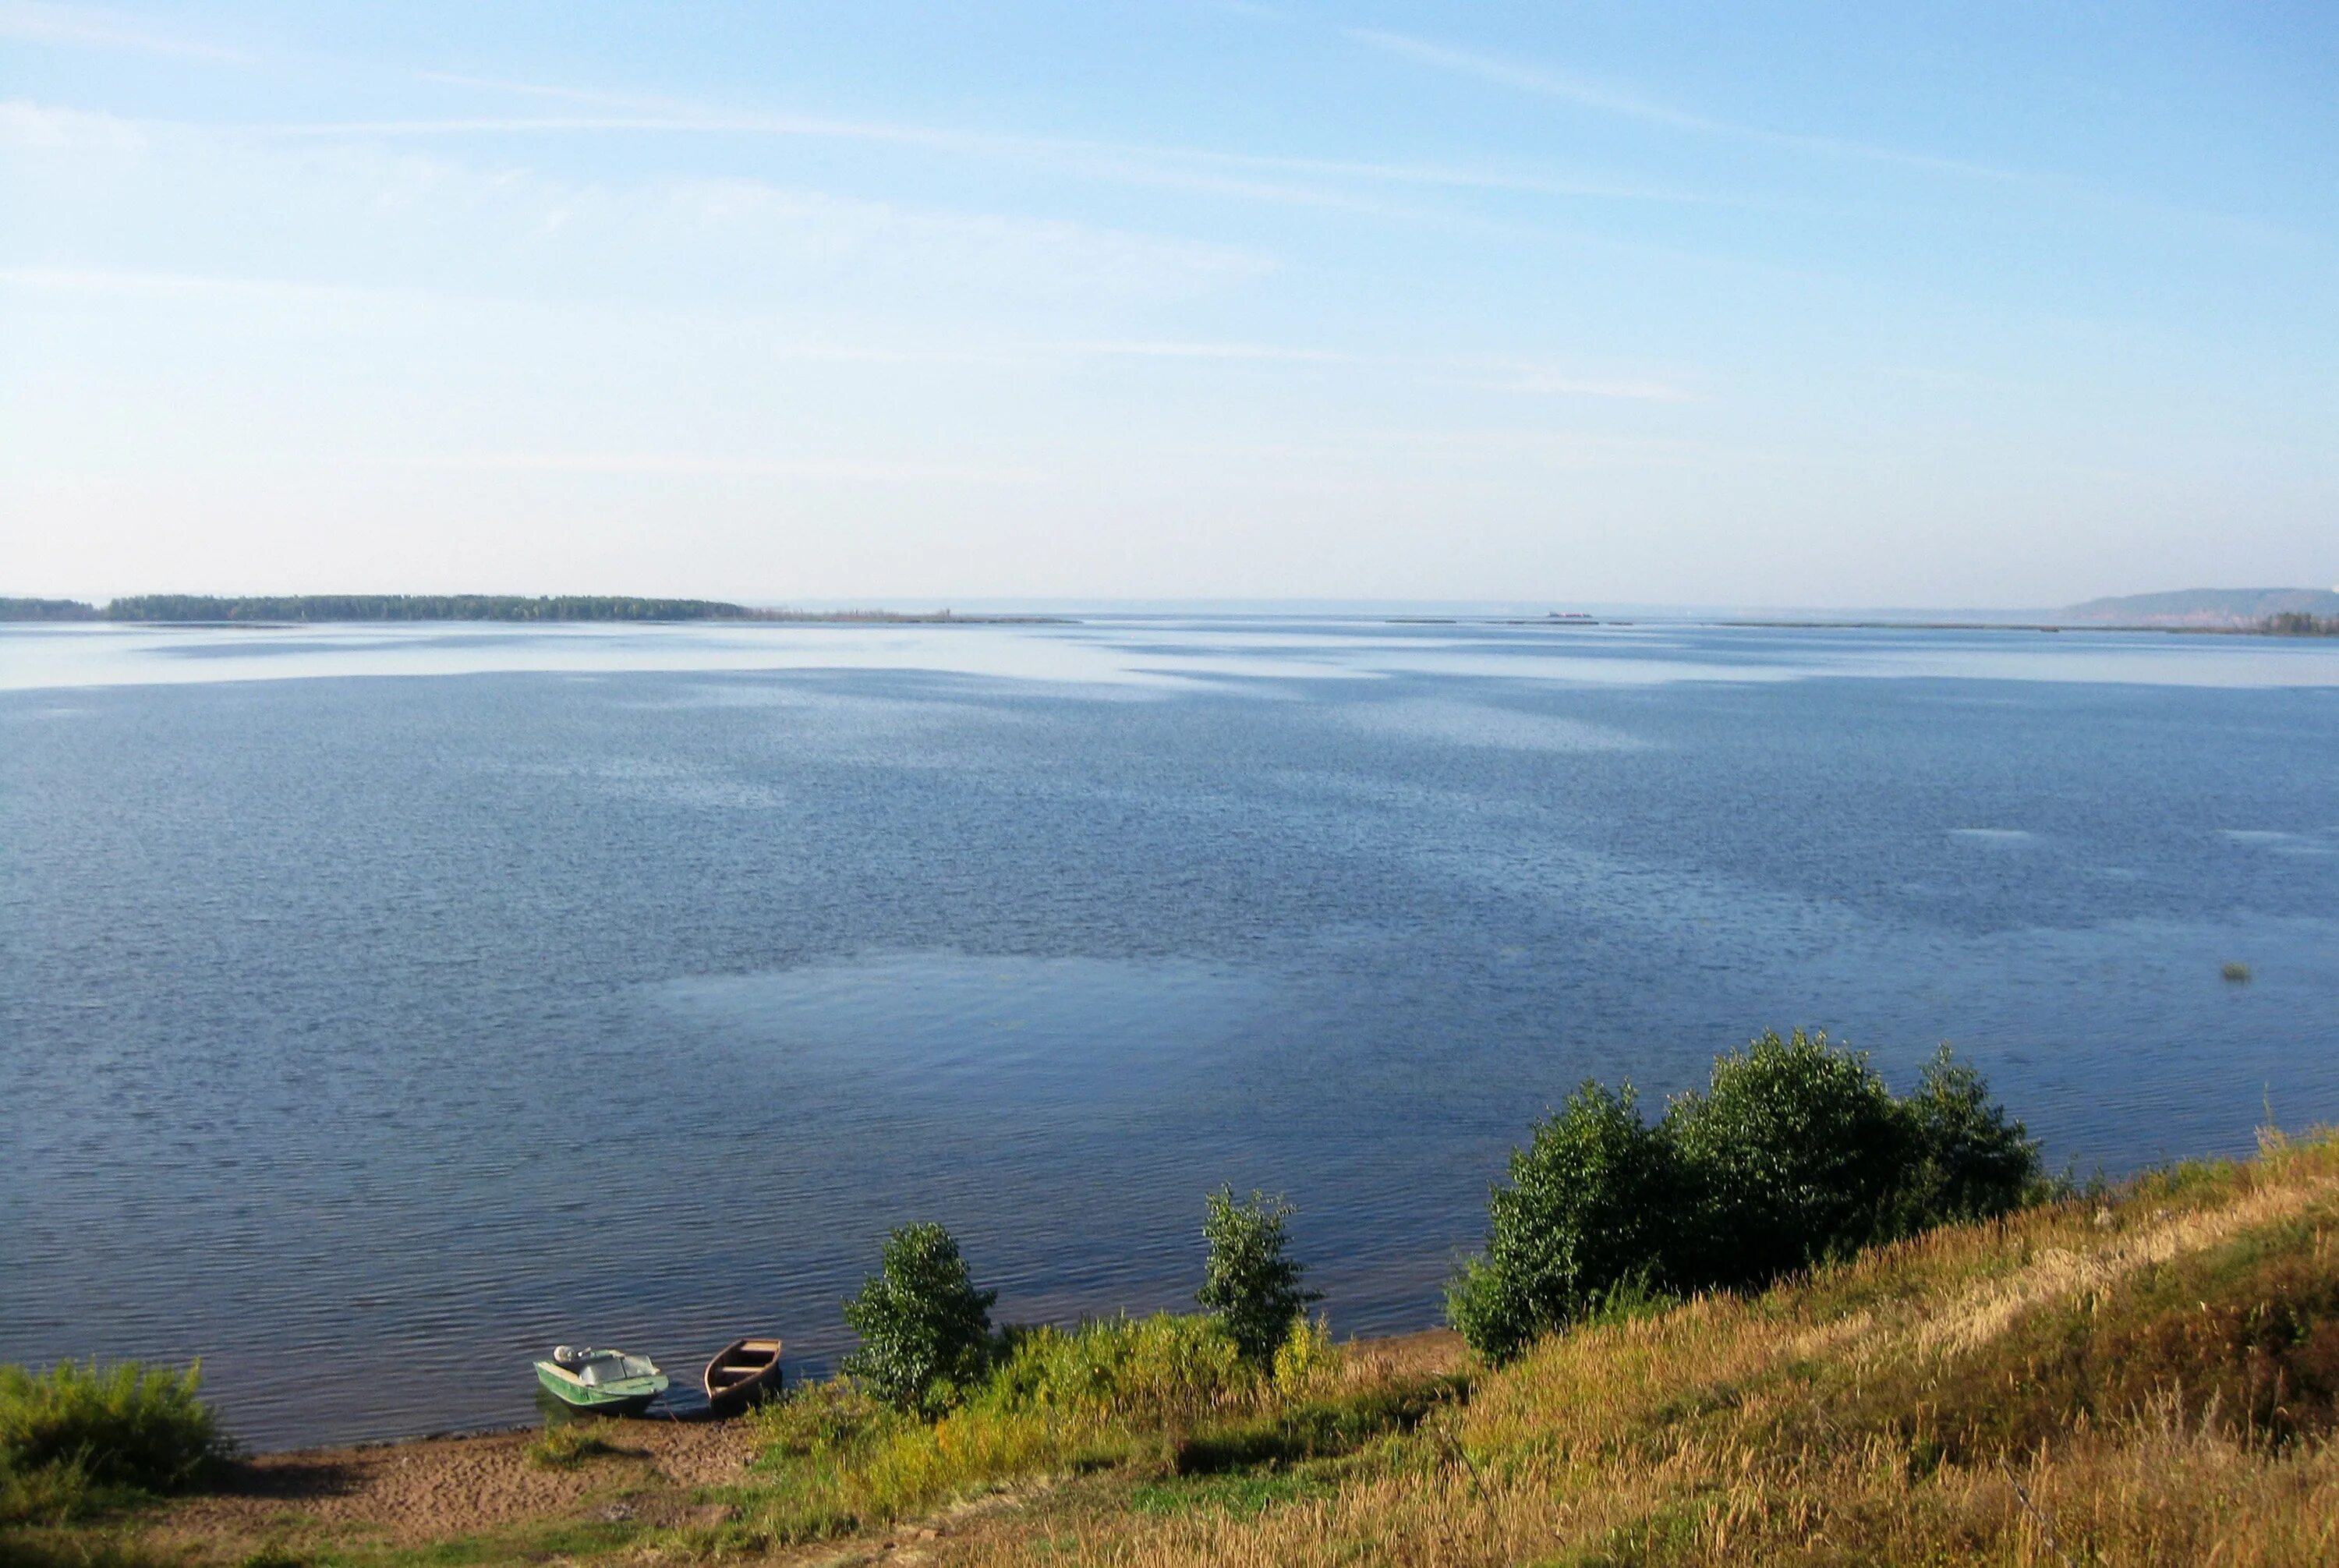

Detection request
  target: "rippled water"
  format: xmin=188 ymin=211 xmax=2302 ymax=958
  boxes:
xmin=5 ymin=618 xmax=2337 ymax=1449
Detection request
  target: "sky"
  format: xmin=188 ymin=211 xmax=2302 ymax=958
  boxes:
xmin=2 ymin=2 xmax=2334 ymax=607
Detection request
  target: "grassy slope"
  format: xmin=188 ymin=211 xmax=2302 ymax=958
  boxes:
xmin=20 ymin=1133 xmax=2339 ymax=1566
xmin=941 ymin=1131 xmax=2339 ymax=1567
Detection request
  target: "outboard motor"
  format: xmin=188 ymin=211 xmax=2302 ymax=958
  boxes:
xmin=554 ymin=1344 xmax=593 ymax=1368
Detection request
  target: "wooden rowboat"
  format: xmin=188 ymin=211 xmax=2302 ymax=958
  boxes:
xmin=703 ymin=1337 xmax=784 ymax=1415
xmin=535 ymin=1346 xmax=668 ymax=1415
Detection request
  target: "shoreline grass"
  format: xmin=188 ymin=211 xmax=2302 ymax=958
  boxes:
xmin=12 ymin=1135 xmax=2339 ymax=1563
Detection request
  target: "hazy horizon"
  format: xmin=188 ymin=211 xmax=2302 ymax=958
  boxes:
xmin=14 ymin=589 xmax=2339 ymax=621
xmin=4 ymin=3 xmax=2334 ymax=605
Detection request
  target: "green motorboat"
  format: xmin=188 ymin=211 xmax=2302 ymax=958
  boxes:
xmin=534 ymin=1346 xmax=669 ymax=1415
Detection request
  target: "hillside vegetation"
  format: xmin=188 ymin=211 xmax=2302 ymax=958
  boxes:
xmin=12 ymin=1117 xmax=2339 ymax=1565
xmin=946 ymin=1127 xmax=2338 ymax=1566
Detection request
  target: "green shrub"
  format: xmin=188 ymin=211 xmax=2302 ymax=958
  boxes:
xmin=1668 ymin=1029 xmax=1913 ymax=1286
xmin=1445 ymin=1082 xmax=1685 ymax=1364
xmin=841 ymin=1223 xmax=997 ymax=1416
xmin=743 ymin=1363 xmax=1096 ymax=1544
xmin=1197 ymin=1190 xmax=1322 ymax=1368
xmin=522 ymin=1420 xmax=616 ymax=1470
xmin=1271 ymin=1313 xmax=1339 ymax=1400
xmin=1449 ymin=1032 xmax=2044 ymax=1361
xmin=0 ymin=1360 xmax=226 ymax=1494
xmin=0 ymin=1453 xmax=97 ymax=1527
xmin=750 ymin=1377 xmax=906 ymax=1462
xmin=1895 ymin=1044 xmax=2046 ymax=1225
xmin=978 ymin=1313 xmax=1254 ymax=1427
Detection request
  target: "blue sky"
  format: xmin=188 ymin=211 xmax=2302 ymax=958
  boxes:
xmin=3 ymin=2 xmax=2334 ymax=606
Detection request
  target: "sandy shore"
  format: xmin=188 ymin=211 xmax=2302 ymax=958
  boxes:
xmin=144 ymin=1330 xmax=1464 ymax=1555
xmin=154 ymin=1418 xmax=756 ymax=1549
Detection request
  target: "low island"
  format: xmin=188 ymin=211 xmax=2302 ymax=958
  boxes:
xmin=0 ymin=595 xmax=1070 ymax=625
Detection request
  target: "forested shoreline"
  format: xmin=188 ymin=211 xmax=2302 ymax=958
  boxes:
xmin=5 ymin=594 xmax=2332 ymax=632
xmin=0 ymin=596 xmax=1056 ymax=625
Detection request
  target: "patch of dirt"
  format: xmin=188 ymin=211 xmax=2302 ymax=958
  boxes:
xmin=154 ymin=1418 xmax=757 ymax=1549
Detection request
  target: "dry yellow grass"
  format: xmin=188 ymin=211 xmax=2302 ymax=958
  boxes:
xmin=922 ymin=1134 xmax=2339 ymax=1567
xmin=28 ymin=1139 xmax=2337 ymax=1566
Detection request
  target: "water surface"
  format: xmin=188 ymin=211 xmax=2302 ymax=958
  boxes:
xmin=5 ymin=618 xmax=2336 ymax=1447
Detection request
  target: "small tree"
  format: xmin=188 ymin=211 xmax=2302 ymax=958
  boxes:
xmin=1668 ymin=1029 xmax=1911 ymax=1286
xmin=1197 ymin=1188 xmax=1322 ymax=1368
xmin=841 ymin=1222 xmax=997 ymax=1416
xmin=1446 ymin=1081 xmax=1683 ymax=1364
xmin=1895 ymin=1044 xmax=2044 ymax=1224
xmin=1449 ymin=1029 xmax=2043 ymax=1366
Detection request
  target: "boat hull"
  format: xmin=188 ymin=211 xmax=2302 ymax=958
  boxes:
xmin=535 ymin=1361 xmax=663 ymax=1416
xmin=702 ymin=1337 xmax=784 ymax=1416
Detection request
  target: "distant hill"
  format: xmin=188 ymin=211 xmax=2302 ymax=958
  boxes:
xmin=2062 ymin=586 xmax=2339 ymax=626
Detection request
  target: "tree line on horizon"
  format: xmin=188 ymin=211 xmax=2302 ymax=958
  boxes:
xmin=0 ymin=596 xmax=1039 ymax=625
xmin=0 ymin=594 xmax=755 ymax=623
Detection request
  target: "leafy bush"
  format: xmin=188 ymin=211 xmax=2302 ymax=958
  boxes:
xmin=1271 ymin=1313 xmax=1339 ymax=1400
xmin=1894 ymin=1043 xmax=2047 ymax=1226
xmin=735 ymin=1305 xmax=1449 ymax=1549
xmin=743 ymin=1361 xmax=1109 ymax=1545
xmin=0 ymin=1360 xmax=226 ymax=1494
xmin=751 ymin=1377 xmax=905 ymax=1463
xmin=980 ymin=1313 xmax=1254 ymax=1427
xmin=841 ymin=1223 xmax=998 ymax=1415
xmin=1197 ymin=1189 xmax=1322 ymax=1368
xmin=1449 ymin=1032 xmax=2044 ymax=1361
xmin=0 ymin=1453 xmax=97 ymax=1527
xmin=1446 ymin=1082 xmax=1685 ymax=1364
xmin=1668 ymin=1029 xmax=1914 ymax=1285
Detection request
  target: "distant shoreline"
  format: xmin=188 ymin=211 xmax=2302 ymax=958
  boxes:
xmin=0 ymin=594 xmax=1074 ymax=626
xmin=4 ymin=596 xmax=2333 ymax=638
xmin=1383 ymin=614 xmax=2337 ymax=637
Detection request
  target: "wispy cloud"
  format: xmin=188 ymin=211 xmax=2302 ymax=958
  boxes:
xmin=345 ymin=70 xmax=1750 ymax=215
xmin=1071 ymin=339 xmax=1350 ymax=363
xmin=436 ymin=451 xmax=1044 ymax=485
xmin=0 ymin=264 xmax=1694 ymax=407
xmin=1072 ymin=343 xmax=1690 ymax=396
xmin=1348 ymin=27 xmax=2029 ymax=182
xmin=0 ymin=97 xmax=148 ymax=147
xmin=0 ymin=1 xmax=248 ymax=62
xmin=0 ymin=264 xmax=404 ymax=305
xmin=1491 ymin=369 xmax=1691 ymax=401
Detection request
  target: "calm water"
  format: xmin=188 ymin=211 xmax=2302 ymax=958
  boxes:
xmin=5 ymin=618 xmax=2337 ymax=1449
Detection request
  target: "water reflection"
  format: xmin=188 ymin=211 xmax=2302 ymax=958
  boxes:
xmin=5 ymin=617 xmax=2339 ymax=695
